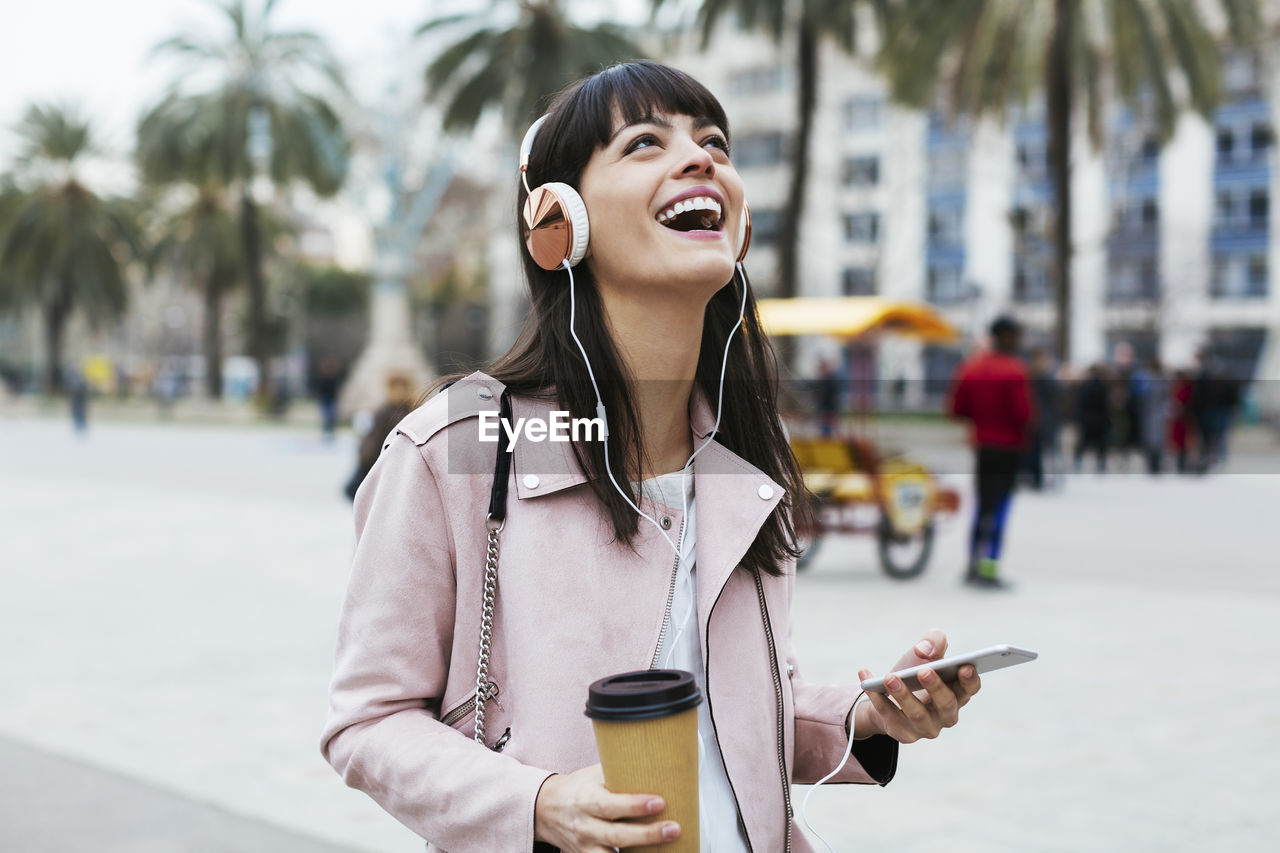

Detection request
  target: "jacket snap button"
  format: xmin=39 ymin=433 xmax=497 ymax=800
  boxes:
xmin=523 ymin=474 xmax=540 ymax=489
xmin=758 ymin=484 xmax=775 ymax=500
xmin=477 ymin=387 xmax=493 ymax=400
xmin=660 ymin=516 xmax=672 ymax=530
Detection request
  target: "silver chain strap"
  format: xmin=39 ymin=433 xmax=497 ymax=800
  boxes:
xmin=474 ymin=514 xmax=504 ymax=746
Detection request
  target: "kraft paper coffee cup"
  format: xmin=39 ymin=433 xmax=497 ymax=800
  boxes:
xmin=585 ymin=670 xmax=702 ymax=852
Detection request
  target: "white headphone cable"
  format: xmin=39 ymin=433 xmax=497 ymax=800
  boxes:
xmin=800 ymin=690 xmax=870 ymax=853
xmin=564 ymin=260 xmax=748 ymax=557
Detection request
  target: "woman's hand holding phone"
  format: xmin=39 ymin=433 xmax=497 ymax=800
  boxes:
xmin=851 ymin=629 xmax=982 ymax=744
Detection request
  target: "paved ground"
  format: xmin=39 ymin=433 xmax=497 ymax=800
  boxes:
xmin=0 ymin=411 xmax=1276 ymax=852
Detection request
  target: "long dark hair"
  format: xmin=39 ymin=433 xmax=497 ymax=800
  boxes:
xmin=489 ymin=60 xmax=810 ymax=578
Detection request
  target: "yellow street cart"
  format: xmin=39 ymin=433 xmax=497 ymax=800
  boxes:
xmin=758 ymin=297 xmax=962 ymax=579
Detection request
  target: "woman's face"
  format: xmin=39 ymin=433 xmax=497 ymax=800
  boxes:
xmin=577 ymin=109 xmax=744 ymax=305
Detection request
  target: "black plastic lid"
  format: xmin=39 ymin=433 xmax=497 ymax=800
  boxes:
xmin=584 ymin=669 xmax=703 ymax=721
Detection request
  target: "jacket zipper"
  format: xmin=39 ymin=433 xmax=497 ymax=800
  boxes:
xmin=648 ymin=518 xmax=686 ymax=669
xmin=753 ymin=569 xmax=792 ymax=853
xmin=704 ymin=584 xmax=755 ymax=853
xmin=440 ymin=680 xmax=500 ymax=728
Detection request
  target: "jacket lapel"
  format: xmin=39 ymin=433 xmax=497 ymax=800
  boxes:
xmin=688 ymin=389 xmax=784 ymax=644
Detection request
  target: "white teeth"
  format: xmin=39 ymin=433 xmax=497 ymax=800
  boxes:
xmin=655 ymin=196 xmax=724 ymax=223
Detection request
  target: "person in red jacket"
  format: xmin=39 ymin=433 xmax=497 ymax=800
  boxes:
xmin=947 ymin=316 xmax=1033 ymax=589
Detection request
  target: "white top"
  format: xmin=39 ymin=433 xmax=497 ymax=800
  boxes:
xmin=641 ymin=470 xmax=750 ymax=853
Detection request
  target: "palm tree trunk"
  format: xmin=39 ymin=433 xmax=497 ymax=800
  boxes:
xmin=777 ymin=14 xmax=818 ymax=369
xmin=42 ymin=298 xmax=68 ymax=394
xmin=204 ymin=276 xmax=224 ymax=399
xmin=1047 ymin=0 xmax=1073 ymax=362
xmin=239 ymin=189 xmax=269 ymax=400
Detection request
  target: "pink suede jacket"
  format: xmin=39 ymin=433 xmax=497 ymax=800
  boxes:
xmin=321 ymin=373 xmax=893 ymax=852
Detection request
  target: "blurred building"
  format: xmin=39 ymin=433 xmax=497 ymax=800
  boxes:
xmin=664 ymin=25 xmax=1280 ymax=406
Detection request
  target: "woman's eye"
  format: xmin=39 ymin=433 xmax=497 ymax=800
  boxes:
xmin=624 ymin=134 xmax=660 ymax=154
xmin=703 ymin=135 xmax=730 ymax=154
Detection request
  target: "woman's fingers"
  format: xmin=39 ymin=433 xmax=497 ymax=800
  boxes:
xmin=595 ymin=816 xmax=681 ymax=849
xmin=884 ymin=673 xmax=938 ymax=737
xmin=952 ymin=664 xmax=981 ymax=707
xmin=537 ymin=764 xmax=679 ymax=851
xmin=591 ymin=790 xmax=666 ymax=821
xmin=916 ymin=668 xmax=960 ymax=727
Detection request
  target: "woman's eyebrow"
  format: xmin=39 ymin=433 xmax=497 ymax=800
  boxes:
xmin=607 ymin=114 xmax=720 ymax=144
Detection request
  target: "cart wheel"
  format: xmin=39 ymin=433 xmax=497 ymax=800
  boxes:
xmin=795 ymin=529 xmax=823 ymax=571
xmin=877 ymin=519 xmax=933 ymax=580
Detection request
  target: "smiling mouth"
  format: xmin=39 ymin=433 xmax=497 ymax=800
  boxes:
xmin=656 ymin=196 xmax=724 ymax=232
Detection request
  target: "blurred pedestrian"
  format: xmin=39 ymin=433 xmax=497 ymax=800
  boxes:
xmin=1137 ymin=359 xmax=1170 ymax=475
xmin=67 ymin=369 xmax=89 ymax=436
xmin=1169 ymin=369 xmax=1195 ymax=473
xmin=812 ymin=357 xmax=841 ymax=436
xmin=1111 ymin=346 xmax=1144 ymax=471
xmin=315 ymin=356 xmax=342 ymax=440
xmin=1024 ymin=348 xmax=1062 ymax=490
xmin=1195 ymin=364 xmax=1241 ymax=471
xmin=947 ymin=315 xmax=1032 ymax=589
xmin=344 ymin=371 xmax=416 ymax=501
xmin=1073 ymin=364 xmax=1111 ymax=473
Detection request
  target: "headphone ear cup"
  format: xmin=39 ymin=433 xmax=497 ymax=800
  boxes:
xmin=735 ymin=203 xmax=751 ymax=263
xmin=522 ymin=182 xmax=590 ymax=270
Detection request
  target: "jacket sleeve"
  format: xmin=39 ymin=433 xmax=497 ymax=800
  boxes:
xmin=320 ymin=433 xmax=553 ymax=852
xmin=782 ymin=561 xmax=898 ymax=786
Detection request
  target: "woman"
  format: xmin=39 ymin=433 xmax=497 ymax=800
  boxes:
xmin=321 ymin=61 xmax=981 ymax=852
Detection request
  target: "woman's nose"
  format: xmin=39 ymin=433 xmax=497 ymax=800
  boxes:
xmin=674 ymin=139 xmax=714 ymax=177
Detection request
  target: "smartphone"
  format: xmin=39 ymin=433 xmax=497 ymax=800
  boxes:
xmin=859 ymin=644 xmax=1038 ymax=694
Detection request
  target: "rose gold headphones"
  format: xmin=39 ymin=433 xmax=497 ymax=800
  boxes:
xmin=519 ymin=114 xmax=752 ymax=271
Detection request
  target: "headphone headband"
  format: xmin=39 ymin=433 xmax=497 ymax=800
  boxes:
xmin=519 ymin=115 xmax=549 ymax=175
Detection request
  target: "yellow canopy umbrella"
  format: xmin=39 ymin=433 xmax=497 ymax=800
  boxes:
xmin=756 ymin=297 xmax=958 ymax=342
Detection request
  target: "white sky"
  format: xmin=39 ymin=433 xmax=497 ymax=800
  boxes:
xmin=0 ymin=0 xmax=435 ymax=175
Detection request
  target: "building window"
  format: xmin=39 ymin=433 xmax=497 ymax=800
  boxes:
xmin=1217 ymin=128 xmax=1235 ymax=162
xmin=734 ymin=132 xmax=787 ymax=168
xmin=1016 ymin=143 xmax=1045 ymax=176
xmin=1216 ymin=191 xmax=1234 ymax=226
xmin=1139 ymin=136 xmax=1159 ymax=163
xmin=1249 ymin=191 xmax=1268 ymax=228
xmin=1140 ymin=199 xmax=1158 ymax=231
xmin=1247 ymin=255 xmax=1268 ymax=295
xmin=729 ymin=66 xmax=786 ymax=95
xmin=751 ymin=208 xmax=781 ymax=248
xmin=1109 ymin=259 xmax=1159 ymax=302
xmin=1213 ymin=254 xmax=1269 ymax=298
xmin=928 ymin=208 xmax=962 ymax=245
xmin=844 ymin=96 xmax=882 ymax=131
xmin=1250 ymin=123 xmax=1273 ymax=159
xmin=842 ymin=156 xmax=879 ymax=187
xmin=1013 ymin=263 xmax=1050 ymax=303
xmin=842 ymin=267 xmax=875 ymax=295
xmin=844 ymin=212 xmax=879 ymax=243
xmin=927 ymin=265 xmax=964 ymax=304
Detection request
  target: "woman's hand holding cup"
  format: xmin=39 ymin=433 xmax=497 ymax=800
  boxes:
xmin=534 ymin=764 xmax=680 ymax=851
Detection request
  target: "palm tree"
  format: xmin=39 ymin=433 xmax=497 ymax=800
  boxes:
xmin=144 ymin=0 xmax=349 ymax=397
xmin=653 ymin=0 xmax=884 ymax=309
xmin=878 ymin=0 xmax=1261 ymax=361
xmin=144 ymin=186 xmax=244 ymax=399
xmin=419 ymin=0 xmax=645 ymax=137
xmin=0 ymin=105 xmax=139 ymax=393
